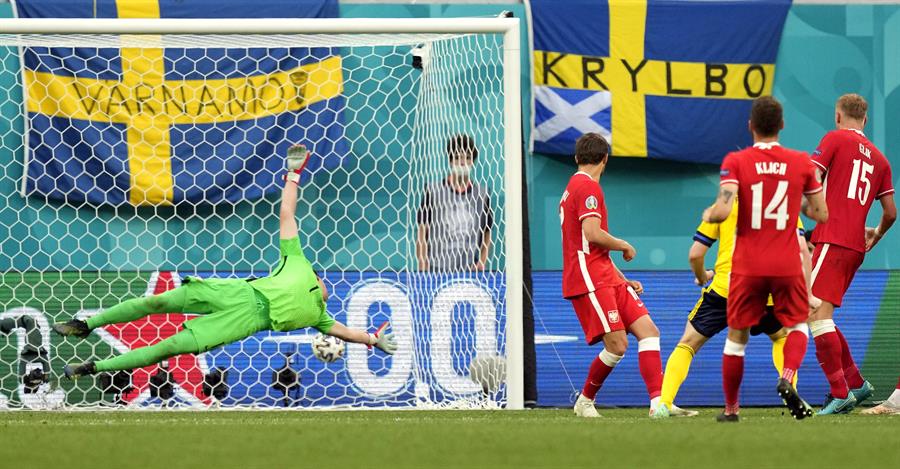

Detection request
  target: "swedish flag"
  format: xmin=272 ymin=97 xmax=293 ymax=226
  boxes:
xmin=531 ymin=0 xmax=791 ymax=163
xmin=15 ymin=0 xmax=345 ymax=206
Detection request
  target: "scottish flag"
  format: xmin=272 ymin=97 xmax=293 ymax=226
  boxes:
xmin=15 ymin=0 xmax=345 ymax=206
xmin=531 ymin=0 xmax=792 ymax=163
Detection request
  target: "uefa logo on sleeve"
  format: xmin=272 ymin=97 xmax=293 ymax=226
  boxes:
xmin=585 ymin=196 xmax=598 ymax=209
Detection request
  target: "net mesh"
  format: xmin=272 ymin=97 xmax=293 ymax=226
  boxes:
xmin=0 ymin=31 xmax=508 ymax=409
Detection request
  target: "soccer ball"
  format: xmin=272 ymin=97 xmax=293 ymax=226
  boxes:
xmin=311 ymin=334 xmax=345 ymax=363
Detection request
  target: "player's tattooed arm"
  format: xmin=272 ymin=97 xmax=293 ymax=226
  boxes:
xmin=704 ymin=183 xmax=737 ymax=223
xmin=803 ymin=191 xmax=829 ymax=223
xmin=716 ymin=187 xmax=736 ymax=207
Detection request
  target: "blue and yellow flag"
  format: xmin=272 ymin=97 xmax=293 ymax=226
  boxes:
xmin=531 ymin=0 xmax=791 ymax=163
xmin=15 ymin=0 xmax=344 ymax=206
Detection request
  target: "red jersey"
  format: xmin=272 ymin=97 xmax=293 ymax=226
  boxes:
xmin=720 ymin=143 xmax=822 ymax=277
xmin=559 ymin=172 xmax=623 ymax=298
xmin=811 ymin=129 xmax=895 ymax=252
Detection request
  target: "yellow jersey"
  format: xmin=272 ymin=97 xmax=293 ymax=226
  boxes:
xmin=694 ymin=199 xmax=804 ymax=300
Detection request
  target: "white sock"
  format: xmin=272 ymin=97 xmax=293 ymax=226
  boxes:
xmin=887 ymin=388 xmax=900 ymax=407
xmin=650 ymin=396 xmax=661 ymax=409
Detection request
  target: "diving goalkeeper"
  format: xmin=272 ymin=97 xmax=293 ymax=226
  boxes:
xmin=54 ymin=144 xmax=398 ymax=379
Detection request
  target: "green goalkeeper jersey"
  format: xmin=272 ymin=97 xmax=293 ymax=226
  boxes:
xmin=249 ymin=237 xmax=335 ymax=333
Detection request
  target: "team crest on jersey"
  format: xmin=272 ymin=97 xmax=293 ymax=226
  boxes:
xmin=608 ymin=310 xmax=620 ymax=323
xmin=585 ymin=196 xmax=598 ymax=209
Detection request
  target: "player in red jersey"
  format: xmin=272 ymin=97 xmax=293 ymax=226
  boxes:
xmin=808 ymin=94 xmax=897 ymax=415
xmin=560 ymin=133 xmax=666 ymax=418
xmin=704 ymin=97 xmax=829 ymax=422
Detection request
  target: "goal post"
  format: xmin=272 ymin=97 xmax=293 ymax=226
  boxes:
xmin=500 ymin=20 xmax=524 ymax=411
xmin=0 ymin=17 xmax=523 ymax=409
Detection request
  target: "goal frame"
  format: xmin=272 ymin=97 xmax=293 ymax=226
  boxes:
xmin=0 ymin=17 xmax=524 ymax=410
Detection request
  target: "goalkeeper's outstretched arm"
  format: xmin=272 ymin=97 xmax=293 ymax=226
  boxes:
xmin=280 ymin=144 xmax=312 ymax=239
xmin=280 ymin=175 xmax=300 ymax=240
xmin=277 ymin=144 xmax=398 ymax=355
xmin=328 ymin=321 xmax=398 ymax=354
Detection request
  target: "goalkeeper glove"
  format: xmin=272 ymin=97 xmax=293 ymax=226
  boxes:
xmin=284 ymin=144 xmax=312 ymax=185
xmin=367 ymin=321 xmax=398 ymax=355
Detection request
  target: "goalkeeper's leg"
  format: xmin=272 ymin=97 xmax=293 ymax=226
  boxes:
xmin=88 ymin=287 xmax=188 ymax=329
xmin=64 ymin=329 xmax=201 ymax=379
xmin=97 ymin=329 xmax=200 ymax=372
xmin=53 ymin=287 xmax=189 ymax=338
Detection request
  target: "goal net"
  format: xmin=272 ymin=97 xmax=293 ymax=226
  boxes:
xmin=0 ymin=18 xmax=522 ymax=409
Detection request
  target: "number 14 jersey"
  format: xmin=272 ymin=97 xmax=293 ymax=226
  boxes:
xmin=719 ymin=142 xmax=822 ymax=277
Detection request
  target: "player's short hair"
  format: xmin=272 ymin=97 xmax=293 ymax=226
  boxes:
xmin=447 ymin=133 xmax=478 ymax=161
xmin=837 ymin=93 xmax=868 ymax=121
xmin=750 ymin=96 xmax=783 ymax=138
xmin=574 ymin=133 xmax=609 ymax=165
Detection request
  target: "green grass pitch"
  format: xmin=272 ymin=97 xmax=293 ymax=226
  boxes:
xmin=1 ymin=408 xmax=897 ymax=468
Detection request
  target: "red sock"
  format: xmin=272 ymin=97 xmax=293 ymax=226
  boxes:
xmin=638 ymin=350 xmax=663 ymax=399
xmin=722 ymin=354 xmax=744 ymax=414
xmin=581 ymin=356 xmax=616 ymax=400
xmin=814 ymin=332 xmax=849 ymax=398
xmin=835 ymin=327 xmax=864 ymax=389
xmin=895 ymin=376 xmax=900 ymax=390
xmin=781 ymin=330 xmax=808 ymax=383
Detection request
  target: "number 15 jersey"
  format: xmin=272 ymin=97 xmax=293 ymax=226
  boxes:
xmin=719 ymin=142 xmax=822 ymax=277
xmin=810 ymin=129 xmax=894 ymax=253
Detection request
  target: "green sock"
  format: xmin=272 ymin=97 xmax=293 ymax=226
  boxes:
xmin=95 ymin=329 xmax=200 ymax=373
xmin=86 ymin=287 xmax=187 ymax=329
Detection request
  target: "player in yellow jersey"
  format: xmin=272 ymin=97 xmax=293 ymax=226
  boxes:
xmin=652 ymin=199 xmax=811 ymax=418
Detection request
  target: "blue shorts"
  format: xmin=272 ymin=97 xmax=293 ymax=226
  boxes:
xmin=688 ymin=287 xmax=783 ymax=338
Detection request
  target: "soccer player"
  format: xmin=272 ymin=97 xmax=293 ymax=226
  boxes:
xmin=560 ymin=133 xmax=666 ymax=418
xmin=53 ymin=145 xmax=398 ymax=379
xmin=807 ymin=94 xmax=896 ymax=415
xmin=704 ymin=96 xmax=828 ymax=422
xmin=653 ymin=203 xmax=809 ymax=418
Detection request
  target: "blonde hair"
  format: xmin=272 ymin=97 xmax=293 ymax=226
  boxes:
xmin=837 ymin=94 xmax=868 ymax=121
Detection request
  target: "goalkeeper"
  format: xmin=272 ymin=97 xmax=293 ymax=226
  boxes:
xmin=54 ymin=145 xmax=398 ymax=379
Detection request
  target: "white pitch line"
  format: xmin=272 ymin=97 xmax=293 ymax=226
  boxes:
xmin=534 ymin=335 xmax=578 ymax=345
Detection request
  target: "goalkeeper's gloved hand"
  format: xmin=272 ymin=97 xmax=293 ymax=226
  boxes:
xmin=367 ymin=321 xmax=398 ymax=355
xmin=284 ymin=144 xmax=312 ymax=185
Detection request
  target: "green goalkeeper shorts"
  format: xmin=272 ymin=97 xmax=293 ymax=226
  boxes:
xmin=180 ymin=278 xmax=272 ymax=352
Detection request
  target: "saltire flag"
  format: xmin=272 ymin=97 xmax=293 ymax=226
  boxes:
xmin=531 ymin=0 xmax=791 ymax=163
xmin=14 ymin=0 xmax=345 ymax=206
